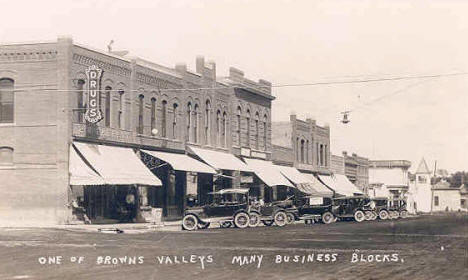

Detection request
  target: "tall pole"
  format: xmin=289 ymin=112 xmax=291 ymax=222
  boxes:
xmin=431 ymin=160 xmax=437 ymax=213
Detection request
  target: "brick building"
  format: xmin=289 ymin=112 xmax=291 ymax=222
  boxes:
xmin=330 ymin=154 xmax=345 ymax=175
xmin=342 ymin=151 xmax=369 ymax=192
xmin=271 ymin=114 xmax=331 ymax=175
xmin=0 ymin=36 xmax=275 ymax=225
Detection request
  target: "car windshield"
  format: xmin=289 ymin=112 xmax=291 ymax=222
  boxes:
xmin=210 ymin=193 xmax=247 ymax=205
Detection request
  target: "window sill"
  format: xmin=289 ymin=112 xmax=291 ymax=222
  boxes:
xmin=0 ymin=123 xmax=16 ymax=127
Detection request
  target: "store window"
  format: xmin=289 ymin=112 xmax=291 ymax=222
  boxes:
xmin=0 ymin=78 xmax=14 ymax=123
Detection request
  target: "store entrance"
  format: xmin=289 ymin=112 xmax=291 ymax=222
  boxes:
xmin=83 ymin=185 xmax=138 ymax=224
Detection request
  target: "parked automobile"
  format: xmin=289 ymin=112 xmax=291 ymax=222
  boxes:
xmin=248 ymin=199 xmax=291 ymax=228
xmin=329 ymin=196 xmax=372 ymax=223
xmin=181 ymin=188 xmax=251 ymax=231
xmin=293 ymin=196 xmax=333 ymax=224
xmin=370 ymin=197 xmax=390 ymax=220
xmin=389 ymin=198 xmax=408 ymax=219
xmin=270 ymin=195 xmax=300 ymax=224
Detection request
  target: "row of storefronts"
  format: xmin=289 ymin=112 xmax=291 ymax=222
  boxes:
xmin=69 ymin=140 xmax=363 ymax=223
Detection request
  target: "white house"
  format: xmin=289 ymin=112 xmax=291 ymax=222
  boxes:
xmin=408 ymin=158 xmax=433 ymax=213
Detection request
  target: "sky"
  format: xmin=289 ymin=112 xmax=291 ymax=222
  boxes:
xmin=1 ymin=0 xmax=467 ymax=172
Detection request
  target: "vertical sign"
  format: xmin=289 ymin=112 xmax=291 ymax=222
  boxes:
xmin=84 ymin=65 xmax=103 ymax=123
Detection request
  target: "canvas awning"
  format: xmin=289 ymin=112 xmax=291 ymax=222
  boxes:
xmin=188 ymin=146 xmax=252 ymax=172
xmin=318 ymin=174 xmax=363 ymax=196
xmin=300 ymin=173 xmax=334 ymax=197
xmin=69 ymin=145 xmax=105 ymax=185
xmin=73 ymin=142 xmax=162 ymax=186
xmin=141 ymin=150 xmax=216 ymax=174
xmin=243 ymin=158 xmax=293 ymax=187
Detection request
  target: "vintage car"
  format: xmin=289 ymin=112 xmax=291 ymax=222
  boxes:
xmin=367 ymin=197 xmax=390 ymax=220
xmin=329 ymin=196 xmax=373 ymax=223
xmin=248 ymin=199 xmax=292 ymax=228
xmin=181 ymin=188 xmax=251 ymax=231
xmin=388 ymin=198 xmax=408 ymax=219
xmin=270 ymin=195 xmax=300 ymax=224
xmin=293 ymin=196 xmax=333 ymax=224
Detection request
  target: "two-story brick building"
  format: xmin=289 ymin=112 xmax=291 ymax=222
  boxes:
xmin=342 ymin=151 xmax=369 ymax=192
xmin=0 ymin=36 xmax=276 ymax=225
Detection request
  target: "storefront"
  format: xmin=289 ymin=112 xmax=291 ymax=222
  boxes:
xmin=318 ymin=174 xmax=364 ymax=197
xmin=140 ymin=150 xmax=216 ymax=219
xmin=242 ymin=158 xmax=294 ymax=202
xmin=70 ymin=142 xmax=162 ymax=224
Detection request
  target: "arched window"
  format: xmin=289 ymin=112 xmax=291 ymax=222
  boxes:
xmin=172 ymin=103 xmax=178 ymax=139
xmin=76 ymin=79 xmax=85 ymax=123
xmin=150 ymin=98 xmax=156 ymax=133
xmin=187 ymin=102 xmax=192 ymax=142
xmin=194 ymin=104 xmax=199 ymax=143
xmin=306 ymin=140 xmax=309 ymax=163
xmin=0 ymin=78 xmax=14 ymax=123
xmin=236 ymin=106 xmax=242 ymax=146
xmin=222 ymin=112 xmax=227 ymax=147
xmin=300 ymin=139 xmax=305 ymax=163
xmin=246 ymin=109 xmax=251 ymax=148
xmin=0 ymin=146 xmax=13 ymax=165
xmin=205 ymin=100 xmax=211 ymax=145
xmin=118 ymin=90 xmax=125 ymax=129
xmin=161 ymin=100 xmax=167 ymax=137
xmin=296 ymin=137 xmax=300 ymax=161
xmin=216 ymin=110 xmax=221 ymax=146
xmin=104 ymin=86 xmax=112 ymax=127
xmin=263 ymin=114 xmax=268 ymax=151
xmin=255 ymin=112 xmax=259 ymax=150
xmin=137 ymin=94 xmax=144 ymax=134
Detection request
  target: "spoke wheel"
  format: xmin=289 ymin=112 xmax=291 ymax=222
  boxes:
xmin=286 ymin=213 xmax=295 ymax=224
xmin=274 ymin=211 xmax=287 ymax=227
xmin=379 ymin=210 xmax=389 ymax=220
xmin=322 ymin=212 xmax=335 ymax=224
xmin=248 ymin=212 xmax=261 ymax=228
xmin=234 ymin=212 xmax=249 ymax=229
xmin=182 ymin=214 xmax=198 ymax=231
xmin=400 ymin=210 xmax=408 ymax=218
xmin=354 ymin=210 xmax=366 ymax=223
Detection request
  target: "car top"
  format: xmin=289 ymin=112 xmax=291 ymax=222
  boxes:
xmin=333 ymin=195 xmax=368 ymax=200
xmin=207 ymin=188 xmax=250 ymax=195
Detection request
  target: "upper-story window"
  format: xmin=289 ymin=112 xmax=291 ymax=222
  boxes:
xmin=222 ymin=112 xmax=227 ymax=148
xmin=263 ymin=114 xmax=268 ymax=151
xmin=104 ymin=86 xmax=111 ymax=127
xmin=187 ymin=102 xmax=192 ymax=142
xmin=246 ymin=109 xmax=251 ymax=148
xmin=137 ymin=94 xmax=144 ymax=134
xmin=172 ymin=103 xmax=178 ymax=139
xmin=150 ymin=98 xmax=156 ymax=133
xmin=306 ymin=140 xmax=309 ymax=164
xmin=193 ymin=104 xmax=199 ymax=143
xmin=255 ymin=112 xmax=259 ymax=150
xmin=300 ymin=139 xmax=305 ymax=163
xmin=0 ymin=146 xmax=13 ymax=165
xmin=236 ymin=107 xmax=242 ymax=146
xmin=118 ymin=90 xmax=124 ymax=129
xmin=205 ymin=100 xmax=211 ymax=145
xmin=216 ymin=110 xmax=221 ymax=147
xmin=76 ymin=79 xmax=85 ymax=123
xmin=161 ymin=100 xmax=167 ymax=138
xmin=418 ymin=175 xmax=427 ymax=184
xmin=0 ymin=78 xmax=14 ymax=123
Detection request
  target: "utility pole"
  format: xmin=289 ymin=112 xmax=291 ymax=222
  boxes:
xmin=431 ymin=160 xmax=437 ymax=213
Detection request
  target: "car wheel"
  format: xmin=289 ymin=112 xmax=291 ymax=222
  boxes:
xmin=234 ymin=212 xmax=250 ymax=229
xmin=321 ymin=212 xmax=335 ymax=224
xmin=364 ymin=211 xmax=373 ymax=221
xmin=248 ymin=212 xmax=261 ymax=228
xmin=286 ymin=212 xmax=295 ymax=224
xmin=400 ymin=210 xmax=408 ymax=218
xmin=262 ymin=220 xmax=274 ymax=226
xmin=198 ymin=222 xmax=210 ymax=229
xmin=371 ymin=211 xmax=378 ymax=220
xmin=182 ymin=214 xmax=198 ymax=231
xmin=274 ymin=211 xmax=288 ymax=227
xmin=379 ymin=210 xmax=389 ymax=220
xmin=354 ymin=210 xmax=365 ymax=223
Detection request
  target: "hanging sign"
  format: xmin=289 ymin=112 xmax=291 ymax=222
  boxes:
xmin=84 ymin=65 xmax=103 ymax=123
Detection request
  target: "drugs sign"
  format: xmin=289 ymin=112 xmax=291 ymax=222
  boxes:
xmin=84 ymin=65 xmax=103 ymax=123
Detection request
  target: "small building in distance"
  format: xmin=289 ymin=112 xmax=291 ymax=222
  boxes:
xmin=368 ymin=159 xmax=411 ymax=202
xmin=431 ymin=180 xmax=462 ymax=212
xmin=342 ymin=151 xmax=369 ymax=193
xmin=408 ymin=158 xmax=433 ymax=213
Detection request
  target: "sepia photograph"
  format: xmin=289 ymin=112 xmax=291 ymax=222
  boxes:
xmin=0 ymin=0 xmax=467 ymax=279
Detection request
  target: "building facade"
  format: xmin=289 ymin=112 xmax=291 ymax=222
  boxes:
xmin=368 ymin=160 xmax=411 ymax=201
xmin=342 ymin=151 xmax=369 ymax=192
xmin=0 ymin=37 xmax=274 ymax=225
xmin=330 ymin=154 xmax=345 ymax=175
xmin=271 ymin=114 xmax=331 ymax=175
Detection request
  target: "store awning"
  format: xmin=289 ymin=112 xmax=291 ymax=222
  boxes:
xmin=188 ymin=146 xmax=252 ymax=172
xmin=243 ymin=158 xmax=294 ymax=187
xmin=141 ymin=150 xmax=216 ymax=174
xmin=73 ymin=142 xmax=162 ymax=186
xmin=69 ymin=146 xmax=105 ymax=185
xmin=318 ymin=174 xmax=363 ymax=196
xmin=300 ymin=173 xmax=334 ymax=197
